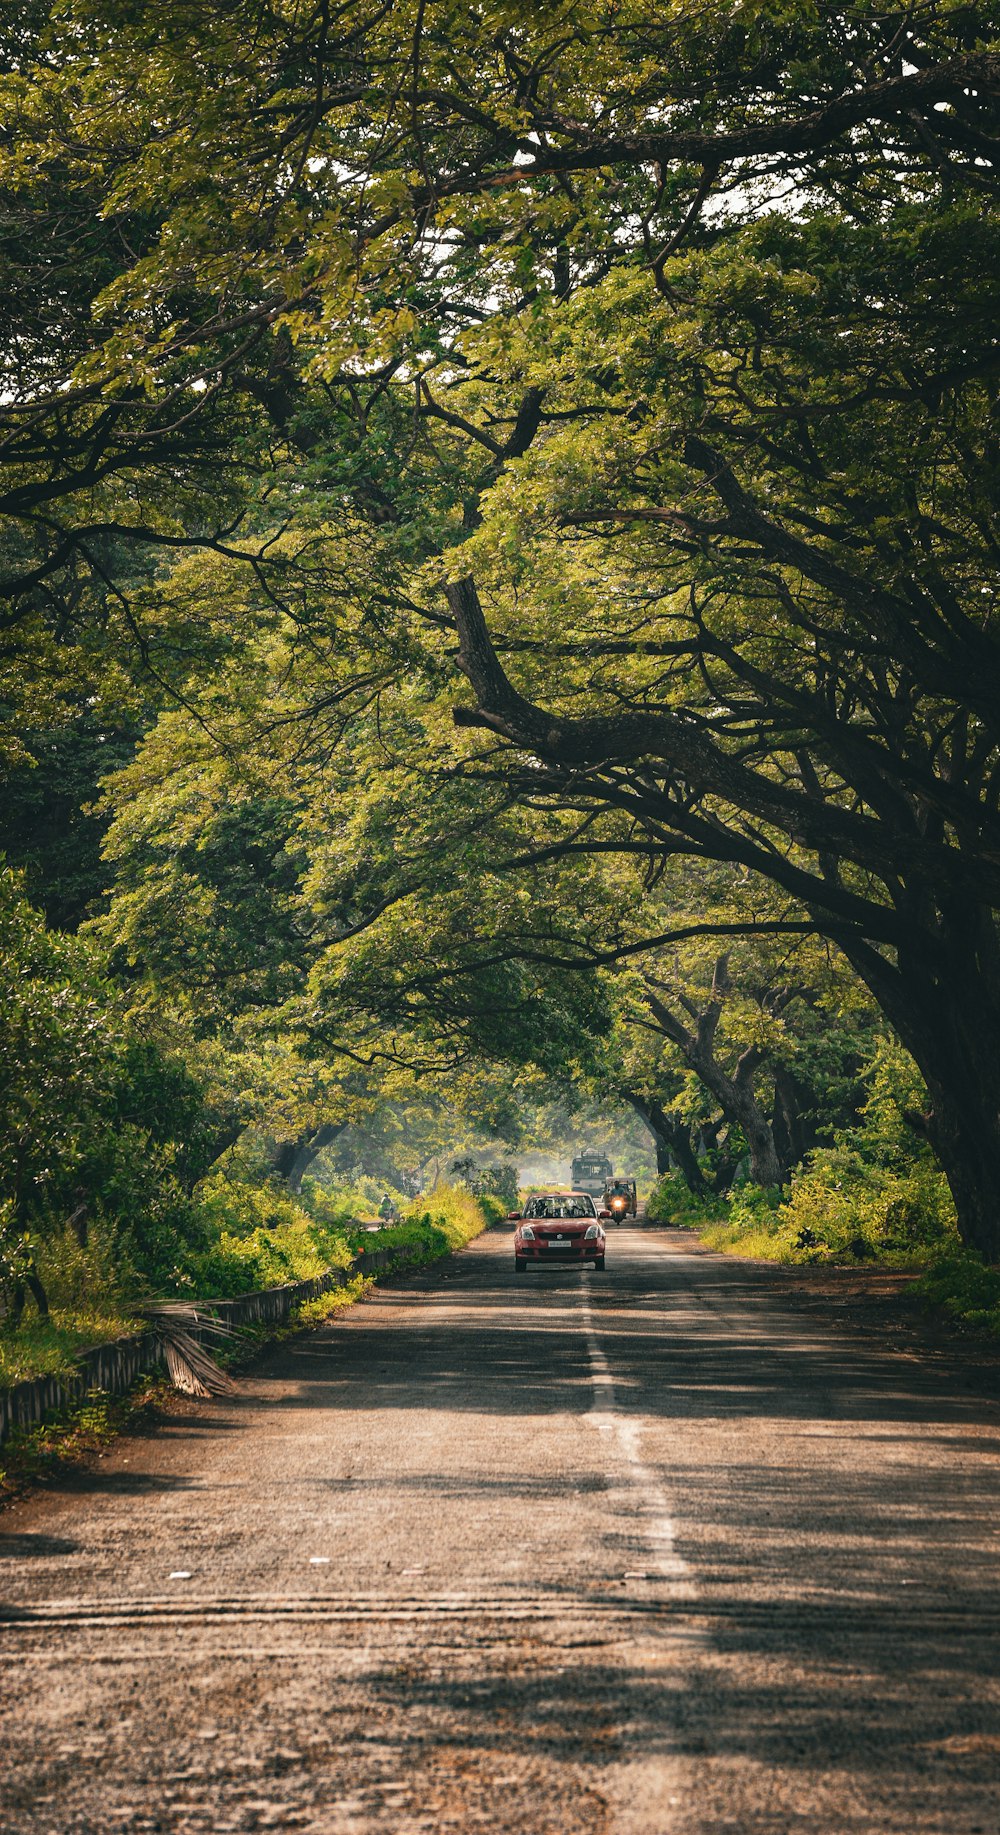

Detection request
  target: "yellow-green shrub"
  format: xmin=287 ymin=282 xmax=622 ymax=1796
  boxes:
xmin=402 ymin=1183 xmax=487 ymax=1249
xmin=779 ymin=1148 xmax=957 ymax=1263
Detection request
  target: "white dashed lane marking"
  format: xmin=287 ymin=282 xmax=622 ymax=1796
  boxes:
xmin=579 ymin=1282 xmax=696 ymax=1596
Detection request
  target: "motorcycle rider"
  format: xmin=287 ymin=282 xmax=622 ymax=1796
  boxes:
xmin=603 ymin=1178 xmax=635 ymax=1222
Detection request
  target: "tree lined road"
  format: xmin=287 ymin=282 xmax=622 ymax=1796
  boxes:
xmin=3 ymin=1225 xmax=1000 ymax=1833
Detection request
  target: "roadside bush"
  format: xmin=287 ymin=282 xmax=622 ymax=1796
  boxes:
xmin=180 ymin=1177 xmax=354 ymax=1297
xmin=196 ymin=1175 xmax=321 ymax=1240
xmin=401 ymin=1183 xmax=486 ymax=1249
xmin=698 ymin=1184 xmax=804 ymax=1261
xmin=346 ymin=1217 xmax=451 ymax=1266
xmin=299 ymin=1178 xmax=375 ymax=1230
xmin=164 ymin=1181 xmax=486 ymax=1300
xmin=646 ymin=1175 xmax=724 ymax=1227
xmin=911 ymin=1252 xmax=1000 ymax=1332
xmin=0 ymin=869 xmax=217 ymax=1312
xmin=182 ymin=1226 xmax=336 ymax=1297
xmin=693 ymin=1040 xmax=960 ymax=1268
xmin=773 ymin=1043 xmax=958 ymax=1265
xmin=779 ymin=1149 xmax=956 ymax=1263
xmin=34 ymin=1219 xmax=134 ymax=1313
xmin=699 ymin=1152 xmax=956 ymax=1267
xmin=335 ymin=1184 xmax=485 ymax=1267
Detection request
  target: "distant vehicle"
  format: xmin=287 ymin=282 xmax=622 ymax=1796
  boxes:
xmin=508 ymin=1191 xmax=607 ymax=1272
xmin=603 ymin=1177 xmax=637 ymax=1221
xmin=571 ymin=1150 xmax=613 ymax=1199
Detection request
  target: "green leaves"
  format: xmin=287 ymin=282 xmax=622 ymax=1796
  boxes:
xmin=0 ymin=868 xmax=214 ymax=1288
xmin=5 ymin=0 xmax=1000 ymax=1255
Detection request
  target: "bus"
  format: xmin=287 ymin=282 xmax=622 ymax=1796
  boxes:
xmin=571 ymin=1150 xmax=613 ymax=1199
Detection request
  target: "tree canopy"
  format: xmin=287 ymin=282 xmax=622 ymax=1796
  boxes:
xmin=2 ymin=1 xmax=999 ymax=1275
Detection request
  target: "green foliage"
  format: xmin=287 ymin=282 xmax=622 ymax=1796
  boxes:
xmin=196 ymin=1175 xmax=332 ymax=1242
xmin=450 ymin=1156 xmax=520 ymax=1211
xmin=293 ymin=1276 xmax=369 ymax=1327
xmin=167 ymin=1178 xmax=484 ymax=1301
xmin=398 ymin=1183 xmax=488 ymax=1252
xmin=298 ymin=1178 xmax=378 ymax=1231
xmin=0 ymin=868 xmax=214 ymax=1300
xmin=2 ymin=715 xmax=139 ymax=928
xmin=182 ymin=1226 xmax=338 ymax=1300
xmin=777 ymin=1043 xmax=958 ymax=1263
xmin=694 ymin=1042 xmax=960 ymax=1267
xmin=646 ymin=1176 xmax=724 ymax=1227
xmin=911 ymin=1254 xmax=1000 ymax=1335
xmin=33 ymin=1220 xmax=132 ymax=1317
xmin=180 ymin=1176 xmax=354 ymax=1298
xmin=777 ymin=1154 xmax=956 ymax=1265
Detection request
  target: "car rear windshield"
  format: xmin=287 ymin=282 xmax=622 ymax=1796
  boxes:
xmin=525 ymin=1196 xmax=596 ymax=1219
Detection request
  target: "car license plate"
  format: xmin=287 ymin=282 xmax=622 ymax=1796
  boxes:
xmin=549 ymin=1237 xmax=574 ymax=1245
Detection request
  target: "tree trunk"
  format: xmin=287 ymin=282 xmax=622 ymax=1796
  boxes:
xmin=621 ymin=1090 xmax=709 ymax=1195
xmin=67 ymin=1197 xmax=88 ymax=1249
xmin=925 ymin=1087 xmax=1000 ymax=1260
xmin=772 ymin=1068 xmax=807 ymax=1169
xmin=201 ymin=1121 xmax=245 ymax=1179
xmin=642 ymin=975 xmax=789 ymax=1190
xmin=726 ymin=1078 xmax=786 ymax=1188
xmin=273 ymin=1123 xmax=344 ymax=1194
xmin=897 ymin=992 xmax=1000 ymax=1262
xmin=664 ymin=1120 xmax=709 ymax=1194
xmin=10 ymin=1264 xmax=49 ymax=1326
xmin=846 ymin=907 xmax=1000 ymax=1261
xmin=700 ymin=1121 xmax=739 ymax=1196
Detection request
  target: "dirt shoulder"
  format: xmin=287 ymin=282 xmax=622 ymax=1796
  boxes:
xmin=680 ymin=1223 xmax=1000 ymax=1395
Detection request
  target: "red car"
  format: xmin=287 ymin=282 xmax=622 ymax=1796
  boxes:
xmin=509 ymin=1191 xmax=608 ymax=1272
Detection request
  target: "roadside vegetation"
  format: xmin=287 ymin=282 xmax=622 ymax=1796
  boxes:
xmin=653 ymin=1183 xmax=1000 ymax=1338
xmin=646 ymin=1040 xmax=1000 ymax=1333
xmin=1 ymin=1182 xmax=489 ymax=1390
xmin=2 ymin=3 xmax=999 ymax=1391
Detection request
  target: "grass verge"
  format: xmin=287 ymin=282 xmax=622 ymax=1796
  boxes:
xmin=0 ymin=1308 xmax=142 ymax=1389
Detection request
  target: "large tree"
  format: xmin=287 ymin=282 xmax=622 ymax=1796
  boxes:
xmin=6 ymin=2 xmax=1000 ymax=1248
xmin=434 ymin=197 xmax=1000 ymax=1253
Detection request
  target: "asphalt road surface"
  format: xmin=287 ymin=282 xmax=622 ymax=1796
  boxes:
xmin=3 ymin=1224 xmax=1000 ymax=1834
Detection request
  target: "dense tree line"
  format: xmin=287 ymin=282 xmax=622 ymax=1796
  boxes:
xmin=2 ymin=3 xmax=998 ymax=1285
